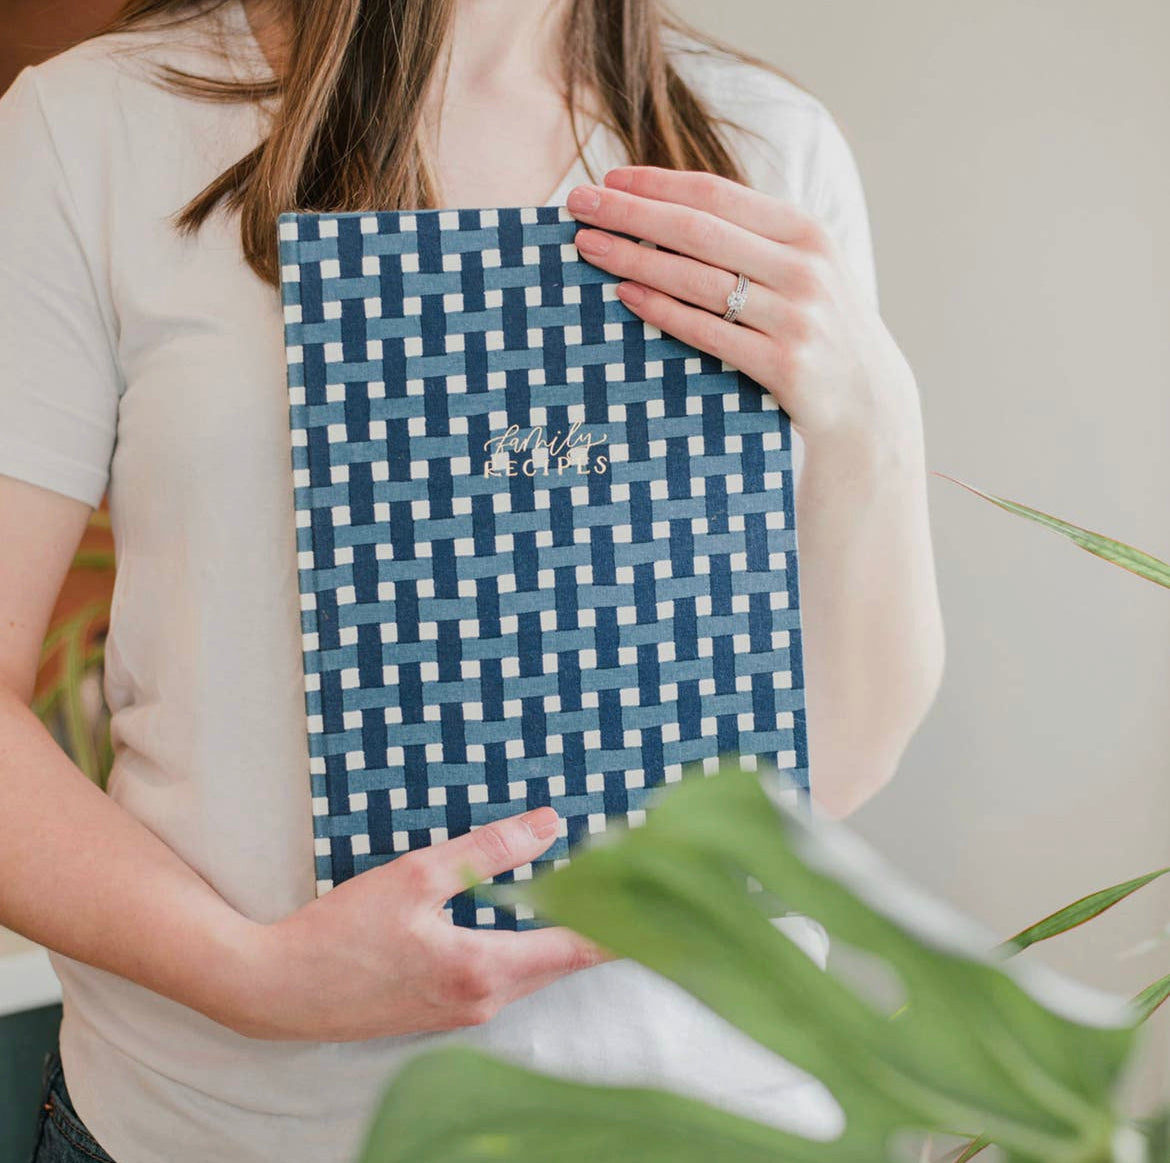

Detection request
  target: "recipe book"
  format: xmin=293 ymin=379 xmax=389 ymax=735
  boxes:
xmin=277 ymin=204 xmax=808 ymax=930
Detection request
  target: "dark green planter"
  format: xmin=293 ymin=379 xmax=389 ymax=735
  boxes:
xmin=1 ymin=1004 xmax=62 ymax=1163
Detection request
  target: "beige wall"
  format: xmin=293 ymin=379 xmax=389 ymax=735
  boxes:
xmin=672 ymin=0 xmax=1170 ymax=1107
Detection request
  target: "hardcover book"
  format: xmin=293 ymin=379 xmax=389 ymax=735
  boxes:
xmin=277 ymin=204 xmax=808 ymax=930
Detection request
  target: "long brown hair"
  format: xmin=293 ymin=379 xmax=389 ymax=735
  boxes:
xmin=76 ymin=0 xmax=797 ymax=288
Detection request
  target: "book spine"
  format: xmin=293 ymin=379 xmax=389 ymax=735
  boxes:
xmin=277 ymin=213 xmax=336 ymax=894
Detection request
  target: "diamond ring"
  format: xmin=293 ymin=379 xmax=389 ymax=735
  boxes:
xmin=722 ymin=272 xmax=751 ymax=323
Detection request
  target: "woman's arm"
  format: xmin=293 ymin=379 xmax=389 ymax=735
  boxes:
xmin=793 ymin=395 xmax=944 ymax=819
xmin=0 ymin=680 xmax=271 ymax=1025
xmin=0 ymin=477 xmax=611 ymax=1039
xmin=567 ymin=164 xmax=945 ymax=819
xmin=0 ymin=476 xmax=266 ymax=1028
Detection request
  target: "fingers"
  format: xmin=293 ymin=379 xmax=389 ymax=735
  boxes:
xmin=474 ymin=924 xmax=620 ymax=986
xmin=447 ymin=925 xmax=621 ymax=1019
xmin=601 ymin=165 xmax=832 ymax=253
xmin=612 ymin=279 xmax=779 ymax=390
xmin=424 ymin=923 xmax=619 ymax=1031
xmin=567 ymin=182 xmax=785 ymax=289
xmin=574 ymin=226 xmax=783 ymax=334
xmin=401 ymin=806 xmax=562 ymax=907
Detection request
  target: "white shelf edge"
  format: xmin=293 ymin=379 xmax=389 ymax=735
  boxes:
xmin=0 ymin=949 xmax=62 ymax=1018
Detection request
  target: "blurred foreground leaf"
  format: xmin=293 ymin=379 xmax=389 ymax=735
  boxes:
xmin=360 ymin=1047 xmax=839 ymax=1163
xmin=358 ymin=759 xmax=1144 ymax=1163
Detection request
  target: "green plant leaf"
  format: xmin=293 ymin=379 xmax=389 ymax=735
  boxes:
xmin=30 ymin=685 xmax=60 ymax=721
xmin=1138 ymin=1109 xmax=1170 ymax=1161
xmin=360 ymin=759 xmax=1139 ymax=1163
xmin=998 ymin=869 xmax=1170 ymax=955
xmin=34 ymin=598 xmax=112 ymax=786
xmin=38 ymin=598 xmax=110 ymax=659
xmin=358 ymin=1044 xmax=844 ymax=1163
xmin=952 ymin=1133 xmax=992 ymax=1161
xmin=1131 ymin=974 xmax=1170 ymax=1025
xmin=61 ymin=616 xmax=97 ymax=780
xmin=70 ymin=549 xmax=116 ymax=571
xmin=935 ymin=473 xmax=1170 ymax=589
xmin=957 ymin=873 xmax=1169 ymax=1158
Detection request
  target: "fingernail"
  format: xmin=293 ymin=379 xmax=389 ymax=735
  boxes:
xmin=615 ymin=281 xmax=645 ymax=306
xmin=604 ymin=169 xmax=633 ymax=191
xmin=525 ymin=808 xmax=559 ymax=838
xmin=567 ymin=185 xmax=601 ymax=213
xmin=574 ymin=229 xmax=612 ymax=255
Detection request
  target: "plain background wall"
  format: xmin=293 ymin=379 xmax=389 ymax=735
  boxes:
xmin=672 ymin=0 xmax=1170 ymax=1110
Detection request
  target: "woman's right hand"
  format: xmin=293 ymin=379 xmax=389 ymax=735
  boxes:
xmin=0 ymin=478 xmax=614 ymax=1046
xmin=230 ymin=806 xmax=618 ymax=1042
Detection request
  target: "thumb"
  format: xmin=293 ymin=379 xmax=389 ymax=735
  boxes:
xmin=408 ymin=806 xmax=561 ymax=906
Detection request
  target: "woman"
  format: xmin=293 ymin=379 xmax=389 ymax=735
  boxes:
xmin=0 ymin=0 xmax=944 ymax=1160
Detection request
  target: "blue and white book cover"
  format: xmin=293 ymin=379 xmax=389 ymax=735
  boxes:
xmin=277 ymin=204 xmax=808 ymax=930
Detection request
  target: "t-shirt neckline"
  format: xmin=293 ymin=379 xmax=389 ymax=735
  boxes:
xmin=225 ymin=0 xmax=620 ymax=209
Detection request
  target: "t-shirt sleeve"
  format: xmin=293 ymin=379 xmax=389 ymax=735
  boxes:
xmin=0 ymin=65 xmax=121 ymax=509
xmin=805 ymin=103 xmax=879 ymax=311
xmin=791 ymin=103 xmax=879 ymax=486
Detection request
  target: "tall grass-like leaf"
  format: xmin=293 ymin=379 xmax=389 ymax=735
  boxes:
xmin=936 ymin=473 xmax=1170 ymax=590
xmin=34 ymin=597 xmax=113 ymax=787
xmin=359 ymin=759 xmax=1140 ymax=1163
xmin=37 ymin=599 xmax=109 ymax=658
xmin=61 ymin=614 xmax=97 ymax=780
xmin=999 ymin=869 xmax=1170 ymax=955
xmin=952 ymin=1134 xmax=992 ymax=1161
xmin=70 ymin=549 xmax=116 ymax=571
xmin=1132 ymin=975 xmax=1170 ymax=1025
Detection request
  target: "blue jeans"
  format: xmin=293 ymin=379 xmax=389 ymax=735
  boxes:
xmin=28 ymin=1047 xmax=116 ymax=1163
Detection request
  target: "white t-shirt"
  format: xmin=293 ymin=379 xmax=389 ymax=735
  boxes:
xmin=0 ymin=3 xmax=877 ymax=1160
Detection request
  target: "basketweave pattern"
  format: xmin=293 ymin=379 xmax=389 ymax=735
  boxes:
xmin=278 ymin=204 xmax=808 ymax=930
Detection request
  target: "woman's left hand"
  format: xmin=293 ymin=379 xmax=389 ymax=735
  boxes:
xmin=567 ymin=166 xmax=921 ymax=460
xmin=568 ymin=166 xmax=945 ymax=820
